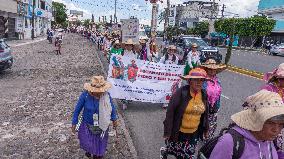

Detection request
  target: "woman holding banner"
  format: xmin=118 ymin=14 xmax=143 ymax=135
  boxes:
xmin=120 ymin=39 xmax=138 ymax=110
xmin=160 ymin=45 xmax=179 ymax=109
xmin=162 ymin=68 xmax=209 ymax=159
xmin=159 ymin=45 xmax=179 ymax=65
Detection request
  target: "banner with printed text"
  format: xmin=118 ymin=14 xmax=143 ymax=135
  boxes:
xmin=107 ymin=55 xmax=185 ymax=103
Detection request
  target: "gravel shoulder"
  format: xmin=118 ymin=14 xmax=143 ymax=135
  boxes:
xmin=0 ymin=34 xmax=132 ymax=159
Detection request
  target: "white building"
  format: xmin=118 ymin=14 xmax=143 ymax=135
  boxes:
xmin=16 ymin=0 xmax=53 ymax=39
xmin=168 ymin=1 xmax=219 ymax=28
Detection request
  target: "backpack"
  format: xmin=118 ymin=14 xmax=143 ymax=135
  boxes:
xmin=198 ymin=128 xmax=245 ymax=159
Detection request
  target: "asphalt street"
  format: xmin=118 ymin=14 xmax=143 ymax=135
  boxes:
xmin=119 ymin=70 xmax=265 ymax=159
xmin=219 ymin=48 xmax=284 ymax=73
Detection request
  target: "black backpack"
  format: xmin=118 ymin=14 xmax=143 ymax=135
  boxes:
xmin=198 ymin=128 xmax=245 ymax=159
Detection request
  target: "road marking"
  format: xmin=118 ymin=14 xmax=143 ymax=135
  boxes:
xmin=221 ymin=94 xmax=230 ymax=100
xmin=226 ymin=69 xmax=263 ymax=81
xmin=10 ymin=38 xmax=46 ymax=47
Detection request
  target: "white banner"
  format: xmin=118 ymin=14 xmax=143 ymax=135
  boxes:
xmin=107 ymin=55 xmax=185 ymax=103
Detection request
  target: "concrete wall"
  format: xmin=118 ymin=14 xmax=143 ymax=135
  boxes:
xmin=0 ymin=0 xmax=17 ymax=14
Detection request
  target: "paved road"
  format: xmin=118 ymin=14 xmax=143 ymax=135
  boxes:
xmin=118 ymin=70 xmax=265 ymax=159
xmin=219 ymin=48 xmax=284 ymax=73
xmin=156 ymin=38 xmax=283 ymax=73
xmin=119 ymin=38 xmax=273 ymax=158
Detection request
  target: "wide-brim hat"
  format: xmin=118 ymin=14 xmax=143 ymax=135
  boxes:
xmin=139 ymin=39 xmax=147 ymax=44
xmin=192 ymin=43 xmax=198 ymax=48
xmin=180 ymin=68 xmax=209 ymax=80
xmin=231 ymin=90 xmax=284 ymax=131
xmin=201 ymin=59 xmax=227 ymax=73
xmin=84 ymin=76 xmax=112 ymax=93
xmin=125 ymin=39 xmax=134 ymax=45
xmin=264 ymin=63 xmax=284 ymax=82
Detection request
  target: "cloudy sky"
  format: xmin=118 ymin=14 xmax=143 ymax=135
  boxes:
xmin=53 ymin=0 xmax=260 ymax=29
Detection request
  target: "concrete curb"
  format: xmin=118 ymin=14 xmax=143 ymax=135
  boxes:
xmin=93 ymin=43 xmax=138 ymax=159
xmin=227 ymin=64 xmax=264 ymax=80
xmin=9 ymin=38 xmax=46 ymax=47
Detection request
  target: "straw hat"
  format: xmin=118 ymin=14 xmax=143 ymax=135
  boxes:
xmin=201 ymin=59 xmax=227 ymax=73
xmin=84 ymin=76 xmax=112 ymax=93
xmin=125 ymin=39 xmax=134 ymax=45
xmin=192 ymin=43 xmax=198 ymax=48
xmin=264 ymin=63 xmax=284 ymax=82
xmin=180 ymin=68 xmax=208 ymax=80
xmin=139 ymin=39 xmax=147 ymax=44
xmin=231 ymin=90 xmax=284 ymax=131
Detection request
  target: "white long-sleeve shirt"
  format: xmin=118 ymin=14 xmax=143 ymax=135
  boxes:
xmin=187 ymin=51 xmax=201 ymax=68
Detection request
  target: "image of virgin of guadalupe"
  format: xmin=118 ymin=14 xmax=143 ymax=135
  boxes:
xmin=127 ymin=60 xmax=139 ymax=82
xmin=111 ymin=56 xmax=125 ymax=80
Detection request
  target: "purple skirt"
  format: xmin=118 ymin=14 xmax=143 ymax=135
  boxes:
xmin=78 ymin=122 xmax=109 ymax=156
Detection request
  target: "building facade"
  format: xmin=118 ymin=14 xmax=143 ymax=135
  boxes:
xmin=167 ymin=1 xmax=218 ymax=29
xmin=1 ymin=0 xmax=53 ymax=40
xmin=0 ymin=0 xmax=18 ymax=39
xmin=258 ymin=0 xmax=284 ymax=33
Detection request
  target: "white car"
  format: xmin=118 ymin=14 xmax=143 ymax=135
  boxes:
xmin=270 ymin=44 xmax=284 ymax=56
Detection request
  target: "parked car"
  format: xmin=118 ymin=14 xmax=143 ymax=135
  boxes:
xmin=0 ymin=39 xmax=13 ymax=71
xmin=174 ymin=35 xmax=222 ymax=64
xmin=270 ymin=43 xmax=284 ymax=56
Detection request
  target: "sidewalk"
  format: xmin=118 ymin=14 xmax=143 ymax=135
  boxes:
xmin=6 ymin=36 xmax=46 ymax=47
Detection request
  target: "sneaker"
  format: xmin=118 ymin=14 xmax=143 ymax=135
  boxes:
xmin=162 ymin=103 xmax=168 ymax=109
xmin=160 ymin=147 xmax=168 ymax=159
xmin=122 ymin=104 xmax=127 ymax=110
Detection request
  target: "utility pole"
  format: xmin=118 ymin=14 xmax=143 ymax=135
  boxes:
xmin=208 ymin=0 xmax=216 ymax=38
xmin=164 ymin=0 xmax=170 ymax=41
xmin=150 ymin=0 xmax=158 ymax=41
xmin=114 ymin=0 xmax=117 ymax=23
xmin=221 ymin=4 xmax=226 ymax=19
xmin=31 ymin=0 xmax=35 ymax=40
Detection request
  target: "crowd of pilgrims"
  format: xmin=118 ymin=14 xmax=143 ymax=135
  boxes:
xmin=69 ymin=28 xmax=284 ymax=159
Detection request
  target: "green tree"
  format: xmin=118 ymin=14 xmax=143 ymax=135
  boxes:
xmin=215 ymin=16 xmax=275 ymax=64
xmin=215 ymin=18 xmax=241 ymax=64
xmin=194 ymin=22 xmax=209 ymax=38
xmin=52 ymin=2 xmax=67 ymax=26
xmin=83 ymin=19 xmax=91 ymax=28
xmin=76 ymin=20 xmax=82 ymax=26
xmin=241 ymin=15 xmax=275 ymax=47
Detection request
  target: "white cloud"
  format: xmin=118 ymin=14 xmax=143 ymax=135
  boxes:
xmin=216 ymin=0 xmax=258 ymax=17
xmin=52 ymin=0 xmax=92 ymax=20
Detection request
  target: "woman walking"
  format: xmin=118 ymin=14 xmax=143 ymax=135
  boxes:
xmin=201 ymin=59 xmax=226 ymax=140
xmin=159 ymin=45 xmax=179 ymax=65
xmin=162 ymin=68 xmax=209 ymax=159
xmin=159 ymin=45 xmax=179 ymax=109
xmin=120 ymin=39 xmax=137 ymax=110
xmin=209 ymin=90 xmax=284 ymax=159
xmin=184 ymin=43 xmax=201 ymax=75
xmin=71 ymin=76 xmax=118 ymax=159
xmin=262 ymin=63 xmax=284 ymax=158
